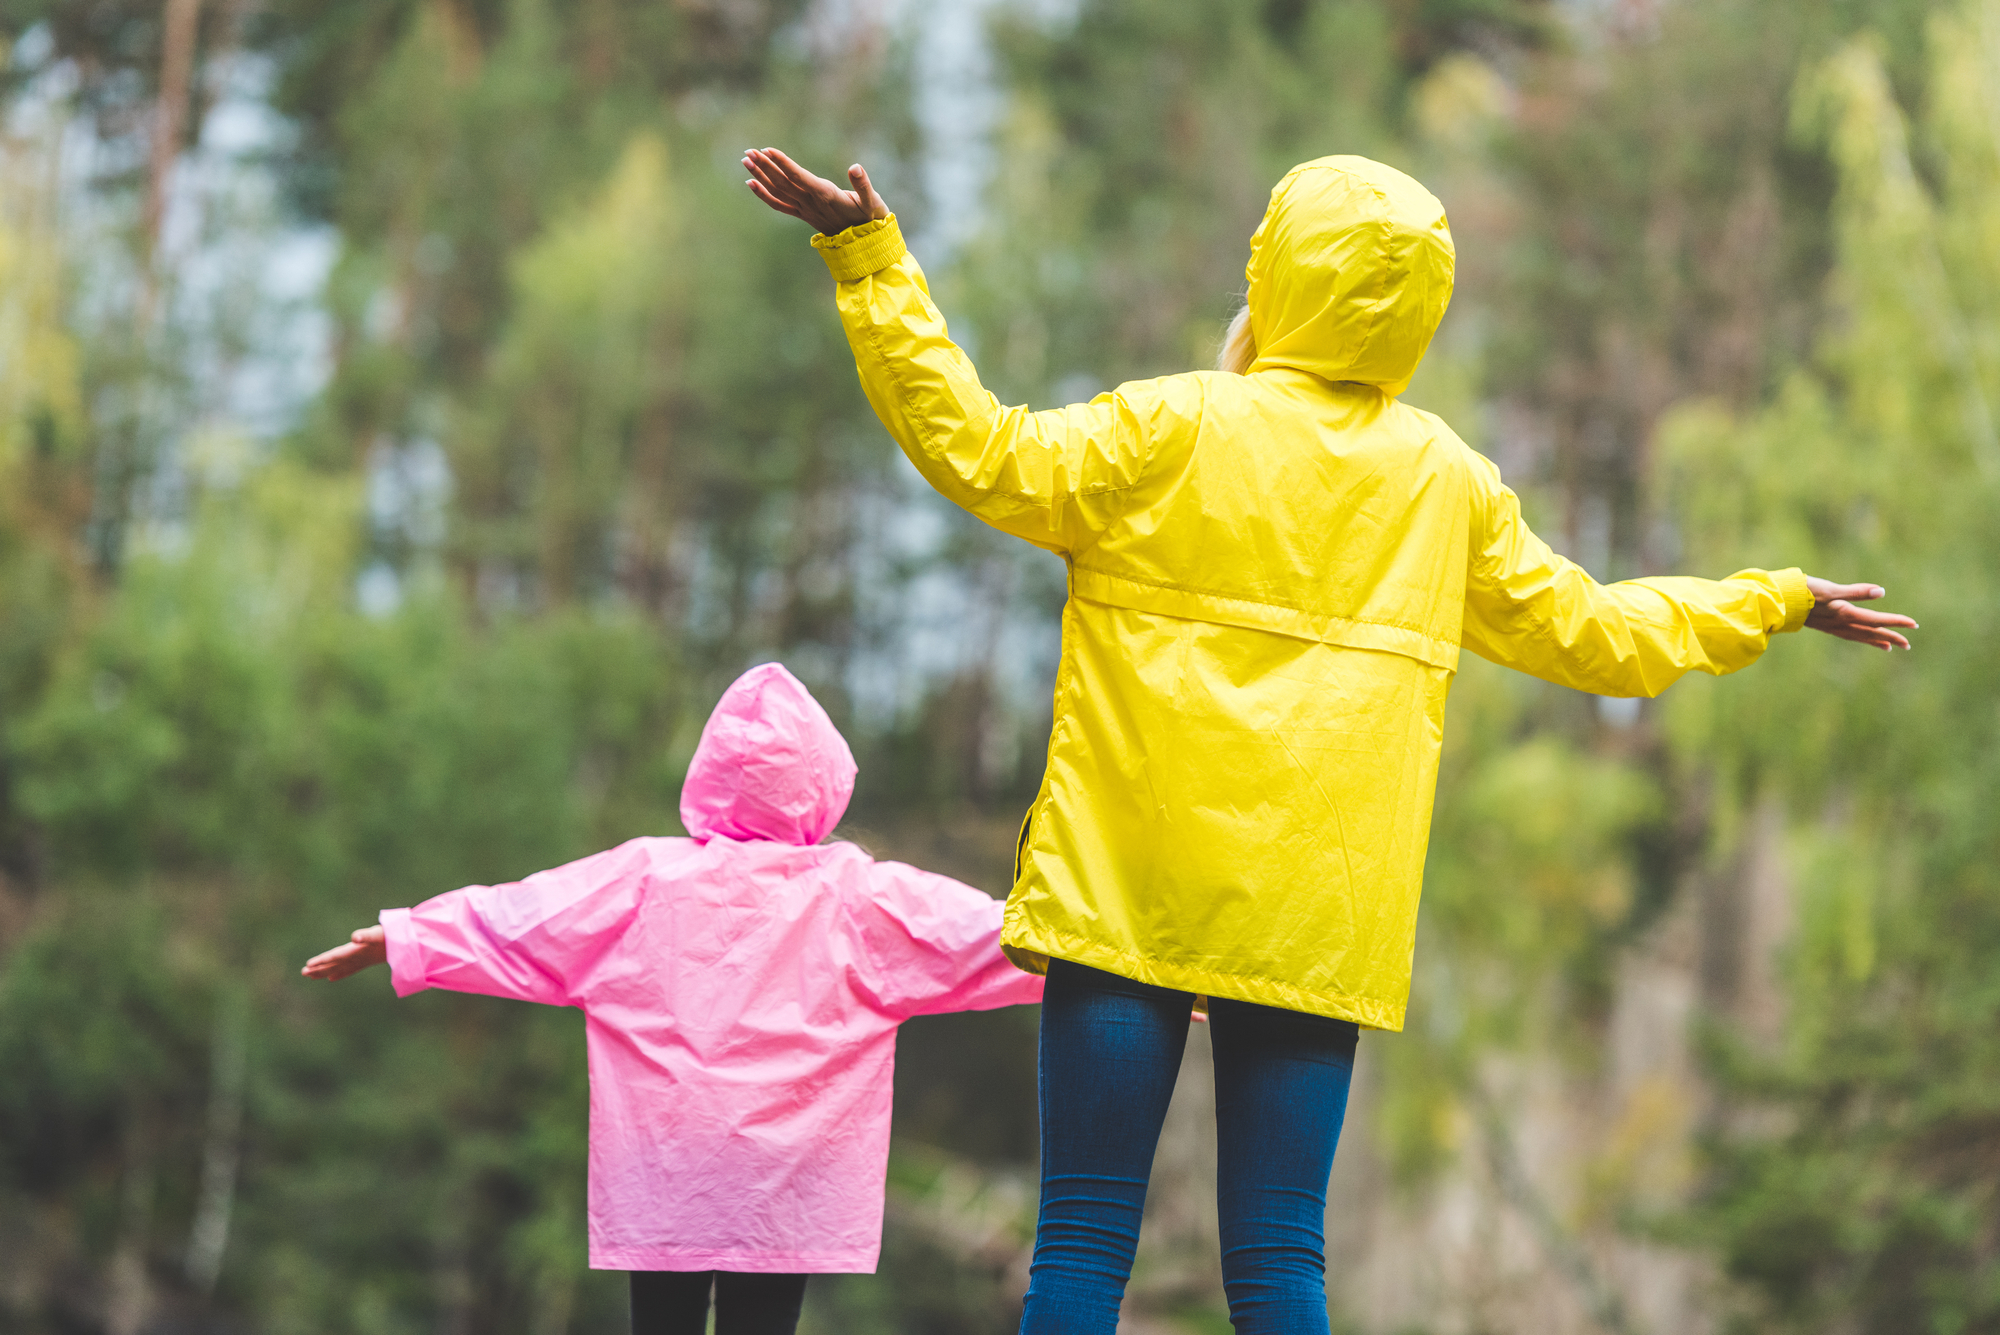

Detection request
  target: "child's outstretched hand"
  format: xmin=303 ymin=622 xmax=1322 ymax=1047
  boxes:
xmin=742 ymin=148 xmax=888 ymax=236
xmin=1803 ymin=577 xmax=1917 ymax=650
xmin=303 ymin=925 xmax=387 ymax=981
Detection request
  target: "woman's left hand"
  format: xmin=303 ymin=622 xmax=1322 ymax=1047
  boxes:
xmin=1803 ymin=577 xmax=1917 ymax=650
xmin=743 ymin=148 xmax=889 ymax=236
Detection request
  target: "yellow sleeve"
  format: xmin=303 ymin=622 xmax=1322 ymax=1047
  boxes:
xmin=1459 ymin=452 xmax=1813 ymax=697
xmin=813 ymin=215 xmax=1201 ymax=554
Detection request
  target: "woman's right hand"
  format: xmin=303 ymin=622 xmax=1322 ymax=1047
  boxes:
xmin=742 ymin=148 xmax=889 ymax=236
xmin=1803 ymin=577 xmax=1917 ymax=650
xmin=302 ymin=925 xmax=387 ymax=981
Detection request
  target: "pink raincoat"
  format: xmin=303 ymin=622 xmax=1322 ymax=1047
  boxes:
xmin=378 ymin=662 xmax=1043 ymax=1273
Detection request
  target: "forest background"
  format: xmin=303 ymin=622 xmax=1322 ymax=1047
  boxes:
xmin=0 ymin=0 xmax=1995 ymax=1331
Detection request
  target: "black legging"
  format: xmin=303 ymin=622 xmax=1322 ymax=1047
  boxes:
xmin=629 ymin=1270 xmax=809 ymax=1335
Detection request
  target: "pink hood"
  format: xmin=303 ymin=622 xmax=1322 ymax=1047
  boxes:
xmin=679 ymin=662 xmax=857 ymax=846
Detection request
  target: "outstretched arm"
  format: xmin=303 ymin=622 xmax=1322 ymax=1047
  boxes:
xmin=743 ymin=148 xmax=1202 ymax=554
xmin=298 ymin=840 xmax=657 ymax=1003
xmin=1462 ymin=460 xmax=1915 ymax=695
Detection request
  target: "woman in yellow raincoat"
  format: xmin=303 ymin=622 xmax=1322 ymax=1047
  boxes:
xmin=745 ymin=149 xmax=1912 ymax=1335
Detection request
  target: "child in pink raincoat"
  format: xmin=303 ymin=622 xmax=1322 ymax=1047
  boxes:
xmin=303 ymin=662 xmax=1044 ymax=1335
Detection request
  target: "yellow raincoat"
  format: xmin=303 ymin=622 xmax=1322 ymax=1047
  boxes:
xmin=814 ymin=156 xmax=1812 ymax=1030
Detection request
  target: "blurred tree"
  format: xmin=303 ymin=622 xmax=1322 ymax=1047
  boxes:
xmin=1487 ymin=0 xmax=1948 ymax=582
xmin=0 ymin=450 xmax=686 ymax=1328
xmin=0 ymin=0 xmax=258 ymax=577
xmin=1657 ymin=7 xmax=2000 ymax=1328
xmin=0 ymin=119 xmax=86 ymax=897
xmin=262 ymin=0 xmax=923 ymax=704
xmin=453 ymin=132 xmax=682 ymax=606
xmin=0 ymin=1 xmax=1014 ymax=1327
xmin=977 ymin=0 xmax=1405 ymax=403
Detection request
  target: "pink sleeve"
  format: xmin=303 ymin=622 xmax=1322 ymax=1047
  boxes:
xmin=847 ymin=860 xmax=1046 ymax=1020
xmin=377 ymin=838 xmax=658 ymax=1004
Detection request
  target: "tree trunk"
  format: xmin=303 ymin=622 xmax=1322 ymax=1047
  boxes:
xmin=184 ymin=985 xmax=249 ymax=1295
xmin=105 ymin=1116 xmax=157 ymax=1335
xmin=140 ymin=0 xmax=203 ymax=309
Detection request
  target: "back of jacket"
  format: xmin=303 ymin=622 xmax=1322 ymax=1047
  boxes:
xmin=814 ymin=158 xmax=1812 ymax=1030
xmin=1074 ymin=370 xmax=1472 ymax=673
xmin=1020 ymin=369 xmax=1477 ymax=1028
xmin=378 ymin=664 xmax=1044 ymax=1273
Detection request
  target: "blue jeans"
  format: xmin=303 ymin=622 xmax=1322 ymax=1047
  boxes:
xmin=1021 ymin=959 xmax=1359 ymax=1334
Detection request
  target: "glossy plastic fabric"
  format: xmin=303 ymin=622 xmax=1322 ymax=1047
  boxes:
xmin=379 ymin=663 xmax=1043 ymax=1272
xmin=814 ymin=157 xmax=1813 ymax=1031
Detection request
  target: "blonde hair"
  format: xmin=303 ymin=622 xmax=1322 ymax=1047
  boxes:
xmin=1217 ymin=304 xmax=1256 ymax=375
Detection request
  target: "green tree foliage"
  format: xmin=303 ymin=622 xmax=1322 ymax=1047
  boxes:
xmin=266 ymin=0 xmax=922 ymax=687
xmin=0 ymin=461 xmax=683 ymax=1328
xmin=974 ymin=0 xmax=1410 ymax=403
xmin=1488 ymin=0 xmax=1947 ymax=577
xmin=2 ymin=0 xmax=1997 ymax=1330
xmin=0 ymin=2 xmax=1019 ymax=1327
xmin=1657 ymin=9 xmax=2000 ymax=1328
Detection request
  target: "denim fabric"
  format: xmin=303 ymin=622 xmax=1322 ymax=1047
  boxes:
xmin=1021 ymin=959 xmax=1359 ymax=1334
xmin=629 ymin=1270 xmax=808 ymax=1335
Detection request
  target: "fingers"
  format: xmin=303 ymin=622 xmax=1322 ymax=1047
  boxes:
xmin=1833 ymin=604 xmax=1916 ymax=629
xmin=1804 ymin=571 xmax=1918 ymax=651
xmin=744 ymin=148 xmax=850 ymax=232
xmin=1827 ymin=623 xmax=1911 ymax=650
xmin=762 ymin=147 xmax=831 ymax=196
xmin=1805 ymin=575 xmax=1888 ymax=604
xmin=747 ymin=179 xmax=803 ymax=219
xmin=1810 ymin=602 xmax=1913 ymax=650
xmin=848 ymin=163 xmax=888 ymax=219
xmin=1813 ymin=599 xmax=1917 ymax=630
xmin=303 ymin=927 xmax=386 ymax=980
xmin=745 ymin=150 xmax=800 ymax=198
xmin=302 ymin=942 xmax=361 ymax=979
xmin=743 ymin=151 xmax=805 ymax=207
xmin=1843 ymin=625 xmax=1912 ymax=650
xmin=743 ymin=148 xmax=889 ymax=235
xmin=750 ymin=148 xmax=829 ymax=206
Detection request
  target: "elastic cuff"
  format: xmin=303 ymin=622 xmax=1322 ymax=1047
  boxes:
xmin=378 ymin=907 xmax=428 ymax=998
xmin=1772 ymin=566 xmax=1814 ymax=632
xmin=811 ymin=213 xmax=906 ymax=282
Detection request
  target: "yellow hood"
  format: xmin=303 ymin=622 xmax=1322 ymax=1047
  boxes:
xmin=1245 ymin=156 xmax=1455 ymax=399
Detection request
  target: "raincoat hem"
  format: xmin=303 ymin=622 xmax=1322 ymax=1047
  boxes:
xmin=1001 ymin=942 xmax=1050 ymax=975
xmin=1070 ymin=565 xmax=1460 ymax=670
xmin=1002 ymin=918 xmax=1404 ymax=1031
xmin=589 ymin=1247 xmax=879 ymax=1274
